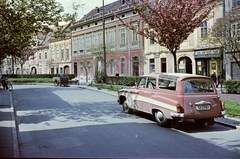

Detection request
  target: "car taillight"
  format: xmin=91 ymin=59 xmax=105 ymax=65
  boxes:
xmin=220 ymin=100 xmax=225 ymax=110
xmin=176 ymin=103 xmax=184 ymax=113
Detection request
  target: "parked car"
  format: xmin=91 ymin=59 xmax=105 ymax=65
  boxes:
xmin=117 ymin=73 xmax=226 ymax=127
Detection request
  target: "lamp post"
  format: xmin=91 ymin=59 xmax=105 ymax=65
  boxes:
xmin=102 ymin=0 xmax=106 ymax=77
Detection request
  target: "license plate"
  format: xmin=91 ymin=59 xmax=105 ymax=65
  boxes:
xmin=196 ymin=104 xmax=210 ymax=110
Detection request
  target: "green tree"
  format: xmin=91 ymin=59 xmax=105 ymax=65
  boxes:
xmin=200 ymin=6 xmax=240 ymax=68
xmin=0 ymin=0 xmax=77 ymax=60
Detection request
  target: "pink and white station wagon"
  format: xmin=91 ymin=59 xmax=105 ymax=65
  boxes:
xmin=117 ymin=73 xmax=226 ymax=127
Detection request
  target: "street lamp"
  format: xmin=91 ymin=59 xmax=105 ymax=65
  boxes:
xmin=102 ymin=0 xmax=106 ymax=77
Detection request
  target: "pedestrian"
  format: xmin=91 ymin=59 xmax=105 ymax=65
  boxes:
xmin=211 ymin=72 xmax=217 ymax=85
xmin=217 ymin=72 xmax=223 ymax=88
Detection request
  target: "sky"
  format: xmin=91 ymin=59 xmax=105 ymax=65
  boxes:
xmin=56 ymin=0 xmax=117 ymax=19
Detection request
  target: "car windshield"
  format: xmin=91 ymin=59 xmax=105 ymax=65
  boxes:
xmin=184 ymin=79 xmax=214 ymax=93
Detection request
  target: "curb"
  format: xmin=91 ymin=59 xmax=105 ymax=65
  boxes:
xmin=9 ymin=91 xmax=20 ymax=158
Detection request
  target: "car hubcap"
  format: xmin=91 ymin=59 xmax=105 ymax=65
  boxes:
xmin=156 ymin=111 xmax=164 ymax=121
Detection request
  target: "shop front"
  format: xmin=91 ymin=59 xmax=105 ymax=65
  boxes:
xmin=194 ymin=48 xmax=221 ymax=77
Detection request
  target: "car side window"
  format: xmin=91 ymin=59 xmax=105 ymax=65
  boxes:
xmin=138 ymin=77 xmax=147 ymax=88
xmin=146 ymin=78 xmax=156 ymax=89
xmin=158 ymin=78 xmax=176 ymax=91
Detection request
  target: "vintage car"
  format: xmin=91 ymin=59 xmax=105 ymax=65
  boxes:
xmin=117 ymin=73 xmax=226 ymax=127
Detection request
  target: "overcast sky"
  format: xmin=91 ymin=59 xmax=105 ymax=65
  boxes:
xmin=56 ymin=0 xmax=117 ymax=18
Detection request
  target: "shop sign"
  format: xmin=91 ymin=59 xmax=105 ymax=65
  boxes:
xmin=194 ymin=49 xmax=220 ymax=58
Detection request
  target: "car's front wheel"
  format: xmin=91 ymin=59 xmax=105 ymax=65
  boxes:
xmin=122 ymin=101 xmax=133 ymax=114
xmin=154 ymin=110 xmax=168 ymax=127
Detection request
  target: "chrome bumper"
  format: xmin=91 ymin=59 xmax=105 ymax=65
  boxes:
xmin=221 ymin=111 xmax=227 ymax=116
xmin=171 ymin=112 xmax=184 ymax=118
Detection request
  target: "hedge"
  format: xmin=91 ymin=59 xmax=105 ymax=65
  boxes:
xmin=223 ymin=80 xmax=240 ymax=94
xmin=106 ymin=76 xmax=140 ymax=86
xmin=3 ymin=74 xmax=75 ymax=79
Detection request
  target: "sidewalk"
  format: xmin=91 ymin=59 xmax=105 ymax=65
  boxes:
xmin=0 ymin=88 xmax=19 ymax=158
xmin=0 ymin=83 xmax=239 ymax=158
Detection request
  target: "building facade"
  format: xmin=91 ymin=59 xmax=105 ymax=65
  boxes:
xmin=144 ymin=1 xmax=223 ymax=78
xmin=70 ymin=0 xmax=144 ymax=81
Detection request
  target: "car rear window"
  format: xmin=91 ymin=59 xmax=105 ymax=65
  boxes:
xmin=184 ymin=79 xmax=214 ymax=93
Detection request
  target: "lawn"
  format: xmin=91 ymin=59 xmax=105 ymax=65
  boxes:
xmin=224 ymin=100 xmax=240 ymax=118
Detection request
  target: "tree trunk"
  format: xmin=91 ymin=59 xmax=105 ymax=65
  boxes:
xmin=172 ymin=50 xmax=177 ymax=73
xmin=21 ymin=64 xmax=24 ymax=78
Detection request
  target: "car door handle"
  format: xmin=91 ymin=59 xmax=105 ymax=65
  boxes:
xmin=151 ymin=92 xmax=155 ymax=95
xmin=212 ymin=96 xmax=218 ymax=99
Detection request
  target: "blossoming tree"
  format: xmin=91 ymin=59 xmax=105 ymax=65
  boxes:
xmin=116 ymin=0 xmax=216 ymax=73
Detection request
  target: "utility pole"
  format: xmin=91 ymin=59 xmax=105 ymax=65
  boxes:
xmin=102 ymin=0 xmax=106 ymax=78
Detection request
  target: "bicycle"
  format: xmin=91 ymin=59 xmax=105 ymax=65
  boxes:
xmin=0 ymin=76 xmax=13 ymax=91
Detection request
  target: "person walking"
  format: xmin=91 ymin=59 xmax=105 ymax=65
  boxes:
xmin=217 ymin=72 xmax=223 ymax=88
xmin=211 ymin=72 xmax=217 ymax=85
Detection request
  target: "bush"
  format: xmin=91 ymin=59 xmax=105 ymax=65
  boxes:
xmin=106 ymin=76 xmax=140 ymax=86
xmin=224 ymin=80 xmax=240 ymax=94
xmin=4 ymin=74 xmax=75 ymax=79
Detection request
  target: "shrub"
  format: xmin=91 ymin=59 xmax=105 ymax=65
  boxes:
xmin=224 ymin=80 xmax=240 ymax=94
xmin=106 ymin=76 xmax=140 ymax=86
xmin=4 ymin=74 xmax=75 ymax=79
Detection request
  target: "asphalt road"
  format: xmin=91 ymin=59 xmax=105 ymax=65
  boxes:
xmin=12 ymin=85 xmax=240 ymax=158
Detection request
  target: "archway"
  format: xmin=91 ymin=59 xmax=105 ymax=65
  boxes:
xmin=178 ymin=56 xmax=192 ymax=74
xmin=31 ymin=67 xmax=37 ymax=74
xmin=64 ymin=65 xmax=70 ymax=74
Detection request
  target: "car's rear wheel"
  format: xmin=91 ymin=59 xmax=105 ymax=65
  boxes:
xmin=194 ymin=119 xmax=207 ymax=125
xmin=122 ymin=101 xmax=132 ymax=114
xmin=154 ymin=110 xmax=168 ymax=127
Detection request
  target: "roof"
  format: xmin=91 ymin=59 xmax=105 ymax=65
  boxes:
xmin=80 ymin=0 xmax=129 ymax=21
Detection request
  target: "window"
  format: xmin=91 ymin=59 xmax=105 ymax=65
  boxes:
xmin=110 ymin=59 xmax=115 ymax=75
xmin=147 ymin=78 xmax=156 ymax=89
xmin=132 ymin=56 xmax=139 ymax=76
xmin=56 ymin=48 xmax=59 ymax=58
xmin=94 ymin=32 xmax=99 ymax=46
xmin=184 ymin=80 xmax=214 ymax=93
xmin=39 ymin=53 xmax=41 ymax=60
xmin=109 ymin=29 xmax=115 ymax=46
xmin=73 ymin=37 xmax=77 ymax=54
xmin=79 ymin=36 xmax=84 ymax=51
xmin=150 ymin=31 xmax=155 ymax=44
xmin=86 ymin=34 xmax=91 ymax=51
xmin=158 ymin=78 xmax=176 ymax=91
xmin=45 ymin=52 xmax=47 ymax=59
xmin=201 ymin=21 xmax=207 ymax=37
xmin=161 ymin=58 xmax=166 ymax=73
xmin=149 ymin=58 xmax=155 ymax=73
xmin=120 ymin=27 xmax=126 ymax=44
xmin=232 ymin=0 xmax=240 ymax=7
xmin=61 ymin=49 xmax=64 ymax=59
xmin=99 ymin=32 xmax=103 ymax=44
xmin=138 ymin=77 xmax=147 ymax=88
xmin=132 ymin=24 xmax=138 ymax=42
xmin=120 ymin=57 xmax=126 ymax=74
xmin=51 ymin=49 xmax=54 ymax=59
xmin=66 ymin=49 xmax=69 ymax=59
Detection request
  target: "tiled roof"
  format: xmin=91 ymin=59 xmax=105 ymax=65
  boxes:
xmin=80 ymin=0 xmax=127 ymax=21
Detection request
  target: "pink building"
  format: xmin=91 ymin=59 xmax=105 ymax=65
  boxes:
xmin=70 ymin=0 xmax=144 ymax=80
